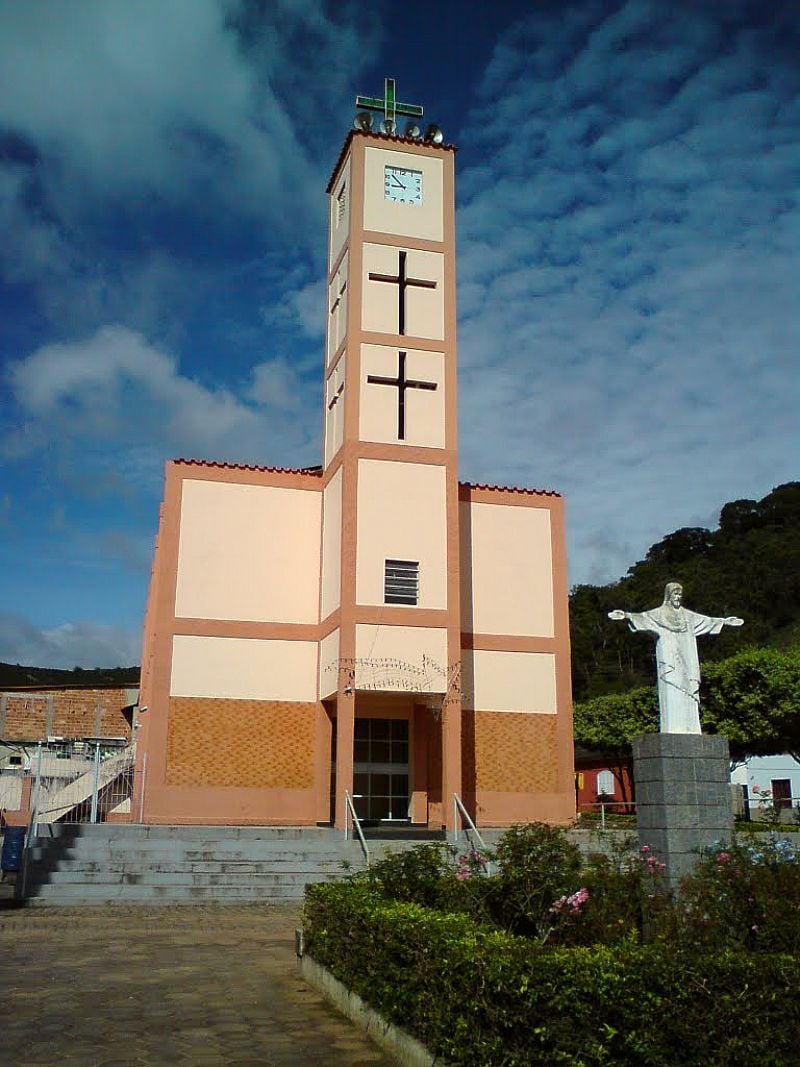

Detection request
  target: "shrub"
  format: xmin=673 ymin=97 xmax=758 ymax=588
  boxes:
xmin=304 ymin=882 xmax=800 ymax=1066
xmin=677 ymin=836 xmax=800 ymax=954
xmin=487 ymin=823 xmax=582 ymax=938
xmin=364 ymin=841 xmax=453 ymax=907
xmin=566 ymin=841 xmax=673 ymax=946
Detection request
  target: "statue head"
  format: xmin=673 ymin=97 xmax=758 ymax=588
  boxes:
xmin=663 ymin=582 xmax=683 ymax=609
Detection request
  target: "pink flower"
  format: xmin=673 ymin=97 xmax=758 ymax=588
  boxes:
xmin=715 ymin=852 xmax=731 ymax=864
xmin=640 ymin=845 xmax=651 ymax=854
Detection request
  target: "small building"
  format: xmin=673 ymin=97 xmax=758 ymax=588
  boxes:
xmin=0 ymin=685 xmax=135 ymax=825
xmin=135 ymin=85 xmax=575 ymax=832
xmin=731 ymin=755 xmax=800 ymax=819
xmin=574 ymin=747 xmax=635 ymax=815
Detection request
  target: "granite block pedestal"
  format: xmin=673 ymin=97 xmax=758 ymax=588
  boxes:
xmin=633 ymin=733 xmax=733 ymax=887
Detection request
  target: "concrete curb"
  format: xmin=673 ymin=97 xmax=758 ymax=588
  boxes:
xmin=299 ymin=951 xmax=446 ymax=1066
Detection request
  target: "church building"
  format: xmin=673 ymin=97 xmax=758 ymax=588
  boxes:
xmin=135 ymin=84 xmax=574 ymax=831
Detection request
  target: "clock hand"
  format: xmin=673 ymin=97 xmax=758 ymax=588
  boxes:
xmin=390 ymin=175 xmax=404 ymax=188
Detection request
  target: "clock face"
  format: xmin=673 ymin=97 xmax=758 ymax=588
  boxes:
xmin=384 ymin=165 xmax=423 ymax=205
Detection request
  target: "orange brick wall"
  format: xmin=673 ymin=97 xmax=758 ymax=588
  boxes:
xmin=1 ymin=689 xmax=132 ymax=742
xmin=463 ymin=710 xmax=558 ymax=794
xmin=165 ymin=697 xmax=317 ymax=789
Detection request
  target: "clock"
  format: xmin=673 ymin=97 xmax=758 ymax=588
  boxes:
xmin=384 ymin=165 xmax=423 ymax=205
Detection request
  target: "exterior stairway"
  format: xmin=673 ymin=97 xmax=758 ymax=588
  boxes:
xmin=19 ymin=823 xmax=392 ymax=905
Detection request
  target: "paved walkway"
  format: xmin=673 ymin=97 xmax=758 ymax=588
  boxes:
xmin=0 ymin=901 xmax=392 ymax=1066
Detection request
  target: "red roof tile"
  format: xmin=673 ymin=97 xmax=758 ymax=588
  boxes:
xmin=459 ymin=480 xmax=562 ymax=498
xmin=173 ymin=459 xmax=322 ymax=476
xmin=327 ymin=130 xmax=457 ymax=193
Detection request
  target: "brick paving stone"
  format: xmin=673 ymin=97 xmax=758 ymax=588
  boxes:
xmin=0 ymin=903 xmax=393 ymax=1066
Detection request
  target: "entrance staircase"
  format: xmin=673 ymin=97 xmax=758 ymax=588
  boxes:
xmin=18 ymin=823 xmax=436 ymax=905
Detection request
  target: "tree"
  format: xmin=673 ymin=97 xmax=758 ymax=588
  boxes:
xmin=569 ymin=482 xmax=800 ymax=703
xmin=701 ymin=647 xmax=800 ymax=763
xmin=572 ymin=647 xmax=800 ymax=766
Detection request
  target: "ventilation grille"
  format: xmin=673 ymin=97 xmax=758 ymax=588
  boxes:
xmin=384 ymin=559 xmax=419 ymax=605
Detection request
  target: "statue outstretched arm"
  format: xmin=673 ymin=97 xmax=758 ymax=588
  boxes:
xmin=724 ymin=616 xmax=744 ymax=627
xmin=608 ymin=609 xmax=659 ymax=635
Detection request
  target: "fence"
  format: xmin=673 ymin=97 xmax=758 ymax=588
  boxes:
xmin=24 ymin=741 xmax=136 ymax=833
xmin=576 ymin=800 xmax=637 ymax=829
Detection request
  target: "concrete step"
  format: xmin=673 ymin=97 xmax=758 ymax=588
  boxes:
xmin=31 ymin=824 xmax=338 ymax=841
xmin=23 ymin=882 xmax=311 ymax=903
xmin=28 ymin=842 xmax=365 ymax=861
xmin=19 ymin=823 xmax=447 ymax=906
xmin=26 ymin=869 xmax=343 ymax=887
xmin=27 ymin=857 xmax=359 ymax=874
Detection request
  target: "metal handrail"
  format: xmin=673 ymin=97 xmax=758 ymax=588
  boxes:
xmin=453 ymin=793 xmax=486 ymax=849
xmin=453 ymin=793 xmax=493 ymax=874
xmin=344 ymin=790 xmax=370 ymax=867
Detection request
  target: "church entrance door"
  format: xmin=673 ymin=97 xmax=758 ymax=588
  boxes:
xmin=353 ymin=717 xmax=410 ymax=823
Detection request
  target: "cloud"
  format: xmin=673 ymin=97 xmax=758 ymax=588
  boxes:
xmin=0 ymin=612 xmax=140 ymax=670
xmin=0 ymin=1 xmax=377 ymax=232
xmin=4 ymin=324 xmax=320 ymax=477
xmin=0 ymin=1 xmax=381 ymax=344
xmin=455 ymin=1 xmax=800 ymax=585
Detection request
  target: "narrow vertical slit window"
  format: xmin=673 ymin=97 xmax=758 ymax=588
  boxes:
xmin=384 ymin=559 xmax=419 ymax=605
xmin=336 ymin=184 xmax=347 ymax=227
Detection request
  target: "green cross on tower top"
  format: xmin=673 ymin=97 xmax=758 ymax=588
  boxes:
xmin=356 ymin=78 xmax=423 ymax=124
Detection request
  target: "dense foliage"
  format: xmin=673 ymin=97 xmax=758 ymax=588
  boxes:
xmin=357 ymin=825 xmax=800 ymax=954
xmin=570 ymin=482 xmax=800 ymax=701
xmin=572 ymin=646 xmax=800 ymax=761
xmin=305 ymin=870 xmax=800 ymax=1066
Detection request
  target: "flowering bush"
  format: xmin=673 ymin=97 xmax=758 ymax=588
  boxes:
xmin=487 ymin=823 xmax=583 ymax=939
xmin=356 ymin=825 xmax=800 ymax=953
xmin=751 ymin=785 xmax=783 ymax=828
xmin=676 ymin=835 xmax=800 ymax=953
xmin=455 ymin=846 xmax=488 ymax=881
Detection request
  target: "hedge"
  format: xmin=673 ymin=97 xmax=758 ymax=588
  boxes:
xmin=304 ymin=881 xmax=800 ymax=1066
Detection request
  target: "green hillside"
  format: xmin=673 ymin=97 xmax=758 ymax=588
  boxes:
xmin=0 ymin=663 xmax=140 ymax=688
xmin=569 ymin=482 xmax=800 ymax=703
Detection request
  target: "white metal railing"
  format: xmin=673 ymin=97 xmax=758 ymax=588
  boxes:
xmin=452 ymin=792 xmax=486 ymax=848
xmin=452 ymin=793 xmax=495 ymax=875
xmin=344 ymin=790 xmax=370 ymax=867
xmin=577 ymin=800 xmax=637 ymax=830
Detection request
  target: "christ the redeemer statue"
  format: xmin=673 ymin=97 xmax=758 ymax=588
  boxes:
xmin=608 ymin=582 xmax=743 ymax=734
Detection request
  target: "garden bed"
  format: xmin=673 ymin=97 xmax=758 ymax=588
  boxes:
xmin=303 ymin=825 xmax=800 ymax=1066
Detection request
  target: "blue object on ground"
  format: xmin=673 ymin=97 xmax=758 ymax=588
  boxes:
xmin=1 ymin=826 xmax=26 ymax=872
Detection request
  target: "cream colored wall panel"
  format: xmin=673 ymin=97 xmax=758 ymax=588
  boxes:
xmin=462 ymin=501 xmax=554 ymax=637
xmin=363 ymin=148 xmax=443 ymax=241
xmin=175 ymin=481 xmax=321 ymax=623
xmin=361 ymin=244 xmax=444 ymax=340
xmin=355 ymin=625 xmax=448 ymax=692
xmin=324 ymin=355 xmax=346 ymax=467
xmin=462 ymin=649 xmax=557 ymax=714
xmin=356 ymin=460 xmax=447 ymax=608
xmin=329 ymin=157 xmax=351 ymax=268
xmin=360 ymin=345 xmax=444 ymax=448
xmin=170 ymin=635 xmax=318 ymax=702
xmin=327 ymin=253 xmax=348 ymax=364
xmin=321 ymin=469 xmax=342 ymax=619
xmin=319 ymin=629 xmax=340 ymax=699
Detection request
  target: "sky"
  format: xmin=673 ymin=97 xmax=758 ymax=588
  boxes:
xmin=0 ymin=0 xmax=797 ymax=669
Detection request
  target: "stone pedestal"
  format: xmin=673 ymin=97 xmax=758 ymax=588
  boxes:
xmin=633 ymin=733 xmax=732 ymax=887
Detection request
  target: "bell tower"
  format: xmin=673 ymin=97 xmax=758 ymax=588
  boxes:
xmin=319 ymin=80 xmax=462 ymax=830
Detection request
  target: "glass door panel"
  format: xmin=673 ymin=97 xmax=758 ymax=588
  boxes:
xmin=353 ymin=718 xmax=410 ymax=822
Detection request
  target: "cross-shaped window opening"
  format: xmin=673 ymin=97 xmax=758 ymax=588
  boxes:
xmin=369 ymin=250 xmax=436 ymax=336
xmin=366 ymin=351 xmax=437 ymax=440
